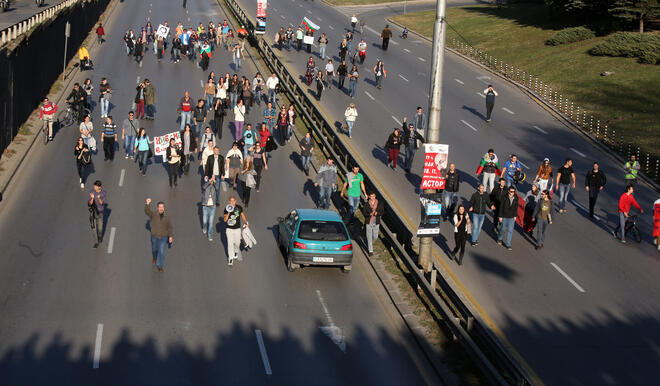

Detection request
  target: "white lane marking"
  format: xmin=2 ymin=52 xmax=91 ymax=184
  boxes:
xmin=328 ymin=25 xmax=334 ymax=30
xmin=460 ymin=120 xmax=477 ymax=132
xmin=136 ymin=76 xmax=140 ymax=84
xmin=93 ymin=323 xmax=104 ymax=369
xmin=403 ymin=48 xmax=411 ymax=53
xmin=398 ymin=74 xmax=409 ymax=82
xmin=418 ymin=57 xmax=426 ymax=62
xmin=519 ymin=161 xmax=530 ymax=170
xmin=200 ymin=79 xmax=204 ymax=88
xmin=570 ymin=199 xmax=588 ymax=212
xmin=316 ymin=17 xmax=322 ymax=22
xmin=412 ymin=40 xmax=422 ymax=44
xmin=476 ymin=92 xmax=485 ymax=98
xmin=570 ymin=147 xmax=586 ymax=158
xmin=316 ymin=290 xmax=346 ymax=353
xmin=118 ymin=169 xmax=125 ymax=187
xmin=392 ymin=116 xmax=401 ymax=126
xmin=502 ymin=107 xmax=515 ymax=115
xmin=273 ymin=7 xmax=278 ymax=11
xmin=307 ymin=10 xmax=312 ymax=14
xmin=533 ymin=125 xmax=548 ymax=134
xmin=454 ymin=78 xmax=464 ymax=85
xmin=364 ymin=91 xmax=375 ymax=100
xmin=280 ymin=15 xmax=285 ymax=19
xmin=476 ymin=75 xmax=491 ymax=84
xmin=365 ymin=26 xmax=379 ymax=35
xmin=550 ymin=263 xmax=585 ymax=293
xmin=255 ymin=330 xmax=272 ymax=375
xmin=107 ymin=227 xmax=116 ymax=254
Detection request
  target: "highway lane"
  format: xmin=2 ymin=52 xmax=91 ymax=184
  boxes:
xmin=237 ymin=0 xmax=660 ymax=383
xmin=0 ymin=0 xmax=68 ymax=31
xmin=0 ymin=0 xmax=437 ymax=384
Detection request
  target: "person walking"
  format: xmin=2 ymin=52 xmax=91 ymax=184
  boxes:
xmin=252 ymin=73 xmax=264 ymax=106
xmin=410 ymin=107 xmax=426 ymax=147
xmin=226 ymin=142 xmax=244 ymax=189
xmin=96 ymin=23 xmax=105 ymax=44
xmin=497 ymin=186 xmax=519 ymax=250
xmin=232 ymin=43 xmax=243 ymax=71
xmin=501 ymin=154 xmax=522 ymax=188
xmin=144 ymin=198 xmax=173 ymax=272
xmin=490 ymin=178 xmax=508 ymax=233
xmin=443 ymin=163 xmax=460 ymax=219
xmin=89 ymin=180 xmax=106 ymax=248
xmin=40 ymin=97 xmax=58 ymax=141
xmin=180 ymin=124 xmax=198 ymax=175
xmin=339 ymin=39 xmax=348 ymax=63
xmin=266 ymin=73 xmax=279 ymax=104
xmin=484 ymin=85 xmax=498 ymax=122
xmin=533 ymin=158 xmax=553 ymax=192
xmin=359 ymin=17 xmax=365 ymax=34
xmin=201 ymin=176 xmax=218 ymax=241
xmin=348 ymin=65 xmax=359 ymax=99
xmin=476 ymin=149 xmax=500 ymax=193
xmin=193 ymin=99 xmax=207 ymax=137
xmin=357 ymin=39 xmax=367 ymax=64
xmin=134 ymin=129 xmax=152 ymax=175
xmin=166 ymin=138 xmax=182 ymax=187
xmin=624 ymin=154 xmax=640 ymax=185
xmin=385 ymin=128 xmax=402 ymax=169
xmin=617 ymin=184 xmax=643 ymax=243
xmin=381 ymin=25 xmax=392 ymax=50
xmin=533 ymin=190 xmax=552 ymax=249
xmin=350 ymin=14 xmax=358 ymax=33
xmin=82 ymin=78 xmax=94 ymax=110
xmin=373 ymin=60 xmax=386 ymax=89
xmin=337 ymin=60 xmax=348 ymax=90
xmin=468 ymin=184 xmax=495 ymax=246
xmin=121 ymin=111 xmax=139 ymax=159
xmin=585 ymin=162 xmax=607 ymax=218
xmin=135 ymin=82 xmax=146 ymax=119
xmin=344 ymin=103 xmax=358 ymax=138
xmin=242 ymin=123 xmax=259 ymax=159
xmin=341 ymin=165 xmax=366 ymax=221
xmin=179 ymin=91 xmax=194 ymax=131
xmin=315 ymin=71 xmax=325 ymax=100
xmin=79 ymin=114 xmax=94 ymax=149
xmin=99 ymin=78 xmax=112 ymax=118
xmin=233 ymin=99 xmax=246 ymax=140
xmin=224 ymin=196 xmax=249 ymax=265
xmin=204 ymin=78 xmax=216 ymax=112
xmin=451 ymin=205 xmax=470 ymax=265
xmin=205 ymin=146 xmax=225 ymax=203
xmin=75 ymin=138 xmax=92 ymax=189
xmin=402 ymin=118 xmax=425 ymax=173
xmin=318 ymin=33 xmax=328 ymax=60
xmin=315 ymin=158 xmax=337 ymax=209
xmin=296 ymin=26 xmax=304 ymax=51
xmin=101 ymin=116 xmax=117 ymax=161
xmin=324 ymin=59 xmax=335 ymax=89
xmin=523 ymin=183 xmax=541 ymax=234
xmin=252 ymin=141 xmax=268 ymax=192
xmin=263 ymin=101 xmax=277 ymax=135
xmin=299 ymin=132 xmax=314 ymax=176
xmin=286 ymin=105 xmax=296 ymax=143
xmin=363 ymin=192 xmax=384 ymax=257
xmin=144 ymin=79 xmax=157 ymax=120
xmin=276 ymin=106 xmax=288 ymax=144
xmin=240 ymin=157 xmax=258 ymax=209
xmin=555 ymin=158 xmax=576 ymax=213
xmin=214 ymin=87 xmax=227 ymax=138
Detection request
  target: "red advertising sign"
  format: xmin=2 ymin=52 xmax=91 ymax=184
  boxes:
xmin=654 ymin=199 xmax=660 ymax=238
xmin=420 ymin=144 xmax=448 ymax=190
xmin=256 ymin=0 xmax=267 ymax=18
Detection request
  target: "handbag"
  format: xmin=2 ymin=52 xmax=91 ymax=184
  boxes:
xmin=88 ymin=136 xmax=97 ymax=152
xmin=148 ymin=147 xmax=153 ymax=158
xmin=246 ymin=172 xmax=257 ymax=188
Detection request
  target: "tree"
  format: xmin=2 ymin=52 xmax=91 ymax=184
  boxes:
xmin=610 ymin=0 xmax=660 ymax=33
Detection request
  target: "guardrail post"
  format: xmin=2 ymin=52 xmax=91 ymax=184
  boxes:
xmin=467 ymin=316 xmax=474 ymax=332
xmin=570 ymin=102 xmax=574 ymax=120
xmin=611 ymin=129 xmax=616 ymax=148
xmin=576 ymin=105 xmax=579 ymax=124
xmin=656 ymin=159 xmax=659 ymax=180
xmin=589 ymin=116 xmax=593 ymax=133
xmin=596 ymin=120 xmax=600 ymax=139
xmin=645 ymin=153 xmax=650 ymax=174
xmin=636 ymin=146 xmax=640 ymax=159
xmin=430 ymin=269 xmax=437 ymax=289
xmin=604 ymin=125 xmax=608 ymax=144
xmin=417 ymin=269 xmax=423 ymax=290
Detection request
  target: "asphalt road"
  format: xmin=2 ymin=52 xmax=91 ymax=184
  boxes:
xmin=0 ymin=0 xmax=439 ymax=384
xmin=0 ymin=0 xmax=67 ymax=31
xmin=237 ymin=0 xmax=660 ymax=383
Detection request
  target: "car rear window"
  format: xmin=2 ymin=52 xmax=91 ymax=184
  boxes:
xmin=298 ymin=220 xmax=348 ymax=241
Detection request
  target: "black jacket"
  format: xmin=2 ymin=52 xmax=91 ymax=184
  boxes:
xmin=67 ymin=88 xmax=86 ymax=105
xmin=499 ymin=194 xmax=519 ymax=219
xmin=362 ymin=199 xmax=385 ymax=225
xmin=490 ymin=184 xmax=507 ymax=207
xmin=444 ymin=171 xmax=460 ymax=193
xmin=402 ymin=127 xmax=424 ymax=149
xmin=469 ymin=191 xmax=492 ymax=214
xmin=585 ymin=169 xmax=607 ymax=189
xmin=386 ymin=132 xmax=402 ymax=150
xmin=180 ymin=130 xmax=198 ymax=153
xmin=204 ymin=153 xmax=225 ymax=178
xmin=135 ymin=85 xmax=145 ymax=103
xmin=193 ymin=106 xmax=206 ymax=122
xmin=337 ymin=64 xmax=347 ymax=76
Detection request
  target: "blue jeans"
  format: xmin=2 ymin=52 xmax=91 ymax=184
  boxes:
xmin=233 ymin=56 xmax=241 ymax=71
xmin=124 ymin=135 xmax=135 ymax=157
xmin=137 ymin=150 xmax=148 ymax=174
xmin=202 ymin=205 xmax=216 ymax=238
xmin=180 ymin=111 xmax=192 ymax=131
xmin=443 ymin=191 xmax=458 ymax=218
xmin=212 ymin=175 xmax=221 ymax=202
xmin=404 ymin=146 xmax=415 ymax=170
xmin=347 ymin=41 xmax=352 ymax=53
xmin=254 ymin=90 xmax=262 ymax=105
xmin=265 ymin=120 xmax=275 ymax=134
xmin=146 ymin=104 xmax=154 ymax=118
xmin=230 ymin=92 xmax=238 ymax=109
xmin=558 ymin=183 xmax=570 ymax=210
xmin=268 ymin=89 xmax=277 ymax=104
xmin=151 ymin=235 xmax=168 ymax=268
xmin=535 ymin=219 xmax=549 ymax=245
xmin=346 ymin=120 xmax=354 ymax=137
xmin=100 ymin=98 xmax=110 ymax=116
xmin=471 ymin=213 xmax=485 ymax=243
xmin=375 ymin=75 xmax=382 ymax=87
xmin=195 ymin=122 xmax=205 ymax=138
xmin=505 ymin=178 xmax=514 ymax=188
xmin=348 ymin=195 xmax=360 ymax=217
xmin=497 ymin=217 xmax=515 ymax=247
xmin=286 ymin=124 xmax=294 ymax=141
xmin=206 ymin=94 xmax=214 ymax=109
xmin=319 ymin=186 xmax=332 ymax=209
xmin=319 ymin=45 xmax=326 ymax=59
xmin=348 ymin=81 xmax=357 ymax=98
xmin=301 ymin=155 xmax=311 ymax=171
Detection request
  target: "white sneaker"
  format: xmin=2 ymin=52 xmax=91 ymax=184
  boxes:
xmin=227 ymin=258 xmax=234 ymax=266
xmin=125 ymin=155 xmax=129 ymax=159
xmin=79 ymin=178 xmax=82 ymax=183
xmin=81 ymin=183 xmax=84 ymax=189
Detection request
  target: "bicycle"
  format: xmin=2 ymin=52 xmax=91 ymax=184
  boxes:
xmin=613 ymin=214 xmax=642 ymax=243
xmin=41 ymin=117 xmax=52 ymax=145
xmin=57 ymin=102 xmax=89 ymax=128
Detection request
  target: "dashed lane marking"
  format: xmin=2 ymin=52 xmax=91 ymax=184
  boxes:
xmin=570 ymin=147 xmax=586 ymax=158
xmin=398 ymin=74 xmax=409 ymax=82
xmin=365 ymin=26 xmax=379 ymax=35
xmin=460 ymin=119 xmax=477 ymax=132
xmin=519 ymin=161 xmax=530 ymax=169
xmin=418 ymin=57 xmax=426 ymax=62
xmin=364 ymin=91 xmax=375 ymax=100
xmin=255 ymin=330 xmax=272 ymax=375
xmin=403 ymin=48 xmax=411 ymax=53
xmin=392 ymin=116 xmax=401 ymax=125
xmin=93 ymin=323 xmax=103 ymax=369
xmin=107 ymin=227 xmax=116 ymax=254
xmin=118 ymin=169 xmax=125 ymax=187
xmin=502 ymin=107 xmax=515 ymax=115
xmin=316 ymin=17 xmax=323 ymax=22
xmin=551 ymin=263 xmax=586 ymax=293
xmin=328 ymin=25 xmax=334 ymax=30
xmin=454 ymin=78 xmax=464 ymax=85
xmin=533 ymin=125 xmax=548 ymax=134
xmin=476 ymin=92 xmax=485 ymax=98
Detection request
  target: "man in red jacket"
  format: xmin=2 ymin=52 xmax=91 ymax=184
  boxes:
xmin=618 ymin=184 xmax=643 ymax=243
xmin=40 ymin=97 xmax=58 ymax=140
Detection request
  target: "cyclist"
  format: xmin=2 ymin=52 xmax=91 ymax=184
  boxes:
xmin=66 ymin=83 xmax=87 ymax=122
xmin=617 ymin=184 xmax=643 ymax=243
xmin=39 ymin=97 xmax=58 ymax=141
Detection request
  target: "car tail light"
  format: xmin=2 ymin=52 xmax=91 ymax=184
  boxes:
xmin=341 ymin=244 xmax=352 ymax=251
xmin=293 ymin=241 xmax=307 ymax=249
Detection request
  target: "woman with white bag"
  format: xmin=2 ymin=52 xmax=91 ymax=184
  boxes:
xmin=240 ymin=156 xmax=258 ymax=209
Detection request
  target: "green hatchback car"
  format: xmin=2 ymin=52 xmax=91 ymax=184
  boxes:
xmin=277 ymin=209 xmax=353 ymax=272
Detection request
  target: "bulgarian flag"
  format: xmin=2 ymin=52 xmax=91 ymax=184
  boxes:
xmin=302 ymin=17 xmax=319 ymax=32
xmin=476 ymin=153 xmax=501 ymax=175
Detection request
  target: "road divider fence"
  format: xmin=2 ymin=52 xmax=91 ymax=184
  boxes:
xmin=223 ymin=0 xmax=538 ymax=383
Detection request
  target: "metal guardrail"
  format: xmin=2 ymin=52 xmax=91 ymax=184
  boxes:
xmin=1 ymin=0 xmax=80 ymax=46
xmin=222 ymin=0 xmax=537 ymax=384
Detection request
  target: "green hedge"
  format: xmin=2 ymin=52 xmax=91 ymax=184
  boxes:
xmin=589 ymin=32 xmax=660 ymax=64
xmin=546 ymin=26 xmax=595 ymax=46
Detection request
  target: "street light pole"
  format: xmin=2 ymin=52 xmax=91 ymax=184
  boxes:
xmin=63 ymin=21 xmax=70 ymax=80
xmin=418 ymin=0 xmax=447 ymax=272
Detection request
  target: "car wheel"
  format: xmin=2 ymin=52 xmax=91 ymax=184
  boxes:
xmin=341 ymin=265 xmax=352 ymax=273
xmin=286 ymin=252 xmax=298 ymax=272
